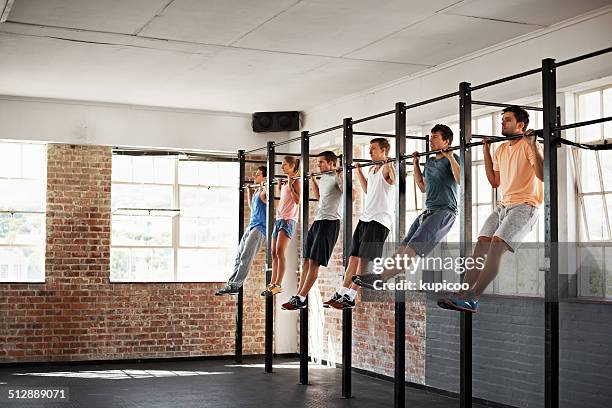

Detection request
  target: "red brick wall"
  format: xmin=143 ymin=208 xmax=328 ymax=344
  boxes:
xmin=0 ymin=145 xmax=266 ymax=362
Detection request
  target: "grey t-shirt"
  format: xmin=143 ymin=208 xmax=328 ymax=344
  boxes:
xmin=314 ymin=173 xmax=342 ymax=221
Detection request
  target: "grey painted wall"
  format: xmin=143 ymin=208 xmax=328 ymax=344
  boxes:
xmin=426 ymin=294 xmax=612 ymax=408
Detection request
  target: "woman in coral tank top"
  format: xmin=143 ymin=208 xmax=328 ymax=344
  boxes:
xmin=261 ymin=156 xmax=300 ymax=297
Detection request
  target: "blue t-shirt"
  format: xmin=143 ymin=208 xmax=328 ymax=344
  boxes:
xmin=423 ymin=154 xmax=459 ymax=213
xmin=247 ymin=189 xmax=267 ymax=235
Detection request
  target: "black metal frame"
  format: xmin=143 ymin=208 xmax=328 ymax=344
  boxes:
xmin=236 ymin=150 xmax=245 ymax=363
xmin=394 ymin=102 xmax=407 ymax=408
xmin=265 ymin=141 xmax=275 ymax=373
xmin=341 ymin=117 xmax=354 ymax=398
xmin=299 ymin=131 xmax=310 ymax=385
xmin=459 ymin=82 xmax=473 ymax=408
xmin=231 ymin=45 xmax=612 ymax=408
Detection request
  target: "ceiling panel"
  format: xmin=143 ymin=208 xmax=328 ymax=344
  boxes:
xmin=7 ymin=0 xmax=169 ymax=34
xmin=447 ymin=0 xmax=611 ymax=26
xmin=138 ymin=0 xmax=296 ymax=45
xmin=347 ymin=14 xmax=539 ymax=65
xmin=234 ymin=0 xmax=460 ymax=57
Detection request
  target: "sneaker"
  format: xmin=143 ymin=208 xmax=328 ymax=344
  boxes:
xmin=282 ymin=296 xmax=307 ymax=310
xmin=323 ymin=292 xmax=342 ymax=308
xmin=352 ymin=273 xmax=385 ymax=290
xmin=330 ymin=294 xmax=355 ymax=310
xmin=215 ymin=285 xmax=239 ymax=296
xmin=261 ymin=284 xmax=282 ymax=297
xmin=438 ymin=295 xmax=479 ymax=313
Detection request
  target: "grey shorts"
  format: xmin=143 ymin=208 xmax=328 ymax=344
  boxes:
xmin=479 ymin=203 xmax=539 ymax=252
xmin=402 ymin=208 xmax=456 ymax=256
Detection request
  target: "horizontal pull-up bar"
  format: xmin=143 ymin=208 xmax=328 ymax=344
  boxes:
xmin=308 ymin=124 xmax=343 ymax=137
xmin=245 ymin=159 xmax=283 ymax=165
xmin=353 ymin=109 xmax=395 ymax=125
xmin=555 ymin=46 xmax=612 ymax=68
xmin=276 ymin=152 xmax=301 ymax=156
xmin=404 ymin=91 xmax=460 ymax=110
xmin=471 ymin=67 xmax=542 ymax=91
xmin=245 ymin=146 xmax=267 ymax=154
xmin=472 ymin=100 xmax=543 ymax=112
xmin=558 ymin=137 xmax=612 ymax=151
xmin=274 ymin=136 xmax=302 ymax=147
xmin=353 ymin=131 xmax=428 ymax=140
xmin=554 ymin=116 xmax=611 ymax=132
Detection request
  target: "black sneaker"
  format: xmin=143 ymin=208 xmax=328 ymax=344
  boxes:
xmin=282 ymin=296 xmax=307 ymax=310
xmin=352 ymin=273 xmax=385 ymax=290
xmin=330 ymin=294 xmax=355 ymax=310
xmin=323 ymin=292 xmax=342 ymax=308
xmin=215 ymin=285 xmax=239 ymax=296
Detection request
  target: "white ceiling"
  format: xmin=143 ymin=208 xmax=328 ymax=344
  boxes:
xmin=0 ymin=0 xmax=609 ymax=113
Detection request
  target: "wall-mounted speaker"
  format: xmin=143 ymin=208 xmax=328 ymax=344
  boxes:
xmin=252 ymin=111 xmax=300 ymax=133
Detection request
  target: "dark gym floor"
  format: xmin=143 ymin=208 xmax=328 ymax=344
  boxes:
xmin=0 ymin=357 xmax=485 ymax=408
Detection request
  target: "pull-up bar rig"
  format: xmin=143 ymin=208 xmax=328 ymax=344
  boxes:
xmin=233 ymin=46 xmax=611 ymax=408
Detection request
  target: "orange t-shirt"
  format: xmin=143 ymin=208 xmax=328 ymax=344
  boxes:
xmin=493 ymin=138 xmax=543 ymax=207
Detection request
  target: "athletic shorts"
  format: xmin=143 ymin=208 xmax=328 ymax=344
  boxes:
xmin=303 ymin=219 xmax=341 ymax=267
xmin=402 ymin=208 xmax=456 ymax=256
xmin=349 ymin=220 xmax=390 ymax=261
xmin=479 ymin=203 xmax=538 ymax=252
xmin=272 ymin=219 xmax=297 ymax=239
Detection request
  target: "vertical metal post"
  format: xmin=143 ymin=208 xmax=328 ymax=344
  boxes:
xmin=235 ymin=150 xmax=245 ymax=363
xmin=342 ymin=118 xmax=353 ymax=398
xmin=300 ymin=131 xmax=310 ymax=385
xmin=459 ymin=82 xmax=473 ymax=408
xmin=265 ymin=141 xmax=275 ymax=373
xmin=542 ymin=58 xmax=559 ymax=408
xmin=394 ymin=102 xmax=407 ymax=408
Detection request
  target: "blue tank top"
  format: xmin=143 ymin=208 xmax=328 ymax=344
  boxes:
xmin=247 ymin=189 xmax=267 ymax=235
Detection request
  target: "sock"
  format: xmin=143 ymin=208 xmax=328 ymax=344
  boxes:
xmin=298 ymin=295 xmax=306 ymax=302
xmin=338 ymin=287 xmax=348 ymax=296
xmin=346 ymin=289 xmax=357 ymax=301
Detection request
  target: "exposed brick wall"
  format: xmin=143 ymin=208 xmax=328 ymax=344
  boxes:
xmin=0 ymin=145 xmax=265 ymax=362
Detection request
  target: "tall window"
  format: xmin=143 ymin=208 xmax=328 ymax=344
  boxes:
xmin=110 ymin=155 xmax=238 ymax=282
xmin=573 ymin=86 xmax=612 ymax=298
xmin=0 ymin=141 xmax=46 ymax=282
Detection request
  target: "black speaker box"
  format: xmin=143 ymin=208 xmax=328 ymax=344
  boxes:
xmin=252 ymin=111 xmax=300 ymax=132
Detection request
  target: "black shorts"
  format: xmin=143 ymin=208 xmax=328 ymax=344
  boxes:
xmin=303 ymin=220 xmax=341 ymax=267
xmin=349 ymin=220 xmax=390 ymax=261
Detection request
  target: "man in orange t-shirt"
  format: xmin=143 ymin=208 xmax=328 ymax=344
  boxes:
xmin=439 ymin=105 xmax=543 ymax=313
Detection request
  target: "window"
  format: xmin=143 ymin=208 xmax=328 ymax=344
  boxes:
xmin=0 ymin=141 xmax=46 ymax=282
xmin=573 ymin=86 xmax=612 ymax=298
xmin=110 ymin=155 xmax=238 ymax=282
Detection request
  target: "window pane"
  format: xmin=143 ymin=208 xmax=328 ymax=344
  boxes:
xmin=112 ymin=156 xmax=132 ymax=182
xmin=178 ymin=161 xmax=199 ymax=185
xmin=583 ymin=195 xmax=608 ymax=240
xmin=133 ymin=157 xmax=155 ymax=183
xmin=111 ymin=184 xmax=173 ymax=210
xmin=112 ymin=215 xmax=172 ymax=246
xmin=180 ymin=217 xmax=236 ymax=247
xmin=0 ymin=142 xmax=21 ymax=178
xmin=600 ymin=151 xmax=612 ymax=191
xmin=579 ymin=151 xmax=601 ymax=193
xmin=21 ymin=144 xmax=46 ymax=180
xmin=606 ymin=245 xmax=612 ymax=299
xmin=0 ymin=179 xmax=45 ymax=211
xmin=180 ymin=186 xmax=236 ymax=216
xmin=0 ymin=213 xmax=45 ymax=245
xmin=110 ymin=248 xmax=173 ymax=281
xmin=153 ymin=157 xmax=175 ymax=184
xmin=578 ymin=91 xmax=601 ymax=142
xmin=474 ymin=164 xmax=491 ymax=204
xmin=604 ymin=88 xmax=612 ymax=140
xmin=517 ymin=246 xmax=539 ymax=295
xmin=579 ymin=246 xmax=603 ymax=297
xmin=0 ymin=247 xmax=44 ymax=282
xmin=178 ymin=248 xmax=234 ymax=282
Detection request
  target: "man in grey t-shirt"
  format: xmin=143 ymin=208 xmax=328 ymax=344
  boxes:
xmin=282 ymin=151 xmax=343 ymax=310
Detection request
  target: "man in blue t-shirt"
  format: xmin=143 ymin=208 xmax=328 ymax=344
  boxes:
xmin=353 ymin=124 xmax=460 ymax=289
xmin=216 ymin=166 xmax=267 ymax=295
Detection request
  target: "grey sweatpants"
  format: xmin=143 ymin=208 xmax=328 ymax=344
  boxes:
xmin=227 ymin=227 xmax=265 ymax=288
